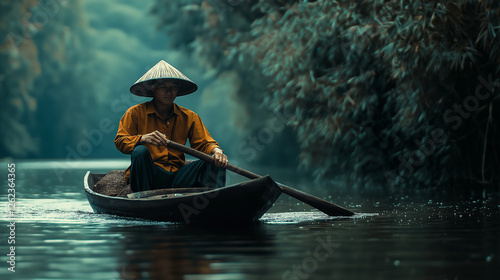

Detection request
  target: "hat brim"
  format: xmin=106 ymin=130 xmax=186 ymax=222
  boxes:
xmin=130 ymin=78 xmax=198 ymax=97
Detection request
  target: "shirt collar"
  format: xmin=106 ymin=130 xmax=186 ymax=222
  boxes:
xmin=146 ymin=101 xmax=180 ymax=117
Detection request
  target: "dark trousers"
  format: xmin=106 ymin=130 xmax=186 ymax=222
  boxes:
xmin=130 ymin=145 xmax=226 ymax=192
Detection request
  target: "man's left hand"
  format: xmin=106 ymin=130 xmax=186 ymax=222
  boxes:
xmin=212 ymin=148 xmax=228 ymax=167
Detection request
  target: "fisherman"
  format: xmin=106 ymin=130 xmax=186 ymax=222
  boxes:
xmin=115 ymin=60 xmax=228 ymax=192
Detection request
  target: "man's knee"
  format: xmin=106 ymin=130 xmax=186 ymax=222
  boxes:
xmin=131 ymin=145 xmax=150 ymax=159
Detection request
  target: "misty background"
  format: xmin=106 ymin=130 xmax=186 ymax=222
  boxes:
xmin=0 ymin=0 xmax=255 ymax=163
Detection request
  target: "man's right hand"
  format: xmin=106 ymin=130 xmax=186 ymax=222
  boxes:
xmin=139 ymin=130 xmax=169 ymax=147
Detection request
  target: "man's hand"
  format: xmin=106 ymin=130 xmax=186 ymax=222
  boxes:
xmin=139 ymin=130 xmax=169 ymax=147
xmin=212 ymin=147 xmax=228 ymax=167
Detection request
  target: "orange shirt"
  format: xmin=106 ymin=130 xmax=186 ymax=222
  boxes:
xmin=115 ymin=101 xmax=220 ymax=182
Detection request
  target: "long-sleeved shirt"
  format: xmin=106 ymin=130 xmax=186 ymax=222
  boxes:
xmin=115 ymin=101 xmax=220 ymax=182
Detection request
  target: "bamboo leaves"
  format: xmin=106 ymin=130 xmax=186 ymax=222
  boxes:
xmin=154 ymin=0 xmax=500 ymax=192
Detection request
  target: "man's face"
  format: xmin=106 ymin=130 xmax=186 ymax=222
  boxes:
xmin=153 ymin=80 xmax=179 ymax=106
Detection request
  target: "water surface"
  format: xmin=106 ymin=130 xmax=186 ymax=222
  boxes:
xmin=0 ymin=160 xmax=499 ymax=280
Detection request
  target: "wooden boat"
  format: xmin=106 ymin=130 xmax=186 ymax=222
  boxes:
xmin=84 ymin=171 xmax=282 ymax=224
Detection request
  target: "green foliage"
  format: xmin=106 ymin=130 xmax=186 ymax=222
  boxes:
xmin=156 ymin=0 xmax=500 ymax=192
xmin=0 ymin=0 xmax=40 ymax=157
xmin=153 ymin=0 xmax=500 ymax=192
xmin=0 ymin=0 xmax=98 ymax=158
xmin=241 ymin=0 xmax=500 ymax=192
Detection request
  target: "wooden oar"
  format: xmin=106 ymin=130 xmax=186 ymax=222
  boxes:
xmin=165 ymin=140 xmax=355 ymax=216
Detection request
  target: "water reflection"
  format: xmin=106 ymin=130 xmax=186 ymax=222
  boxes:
xmin=113 ymin=224 xmax=276 ymax=280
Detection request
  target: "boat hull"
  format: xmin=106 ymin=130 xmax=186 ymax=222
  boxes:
xmin=84 ymin=172 xmax=282 ymax=224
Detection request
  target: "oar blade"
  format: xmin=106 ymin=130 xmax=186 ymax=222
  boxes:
xmin=277 ymin=183 xmax=355 ymax=216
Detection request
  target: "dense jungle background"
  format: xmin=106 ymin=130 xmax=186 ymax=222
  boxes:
xmin=1 ymin=0 xmax=499 ymax=194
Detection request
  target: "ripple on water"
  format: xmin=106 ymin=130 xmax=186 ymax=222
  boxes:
xmin=1 ymin=198 xmax=378 ymax=226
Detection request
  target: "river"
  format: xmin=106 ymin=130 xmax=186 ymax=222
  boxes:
xmin=0 ymin=160 xmax=499 ymax=280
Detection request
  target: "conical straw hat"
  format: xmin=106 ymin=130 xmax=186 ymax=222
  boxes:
xmin=130 ymin=60 xmax=198 ymax=97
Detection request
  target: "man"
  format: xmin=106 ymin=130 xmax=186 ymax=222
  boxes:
xmin=115 ymin=60 xmax=228 ymax=192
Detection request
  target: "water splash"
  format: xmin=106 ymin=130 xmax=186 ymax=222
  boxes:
xmin=260 ymin=211 xmax=378 ymax=224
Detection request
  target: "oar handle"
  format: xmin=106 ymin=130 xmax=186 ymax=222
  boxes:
xmin=166 ymin=140 xmax=355 ymax=216
xmin=166 ymin=140 xmax=261 ymax=179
